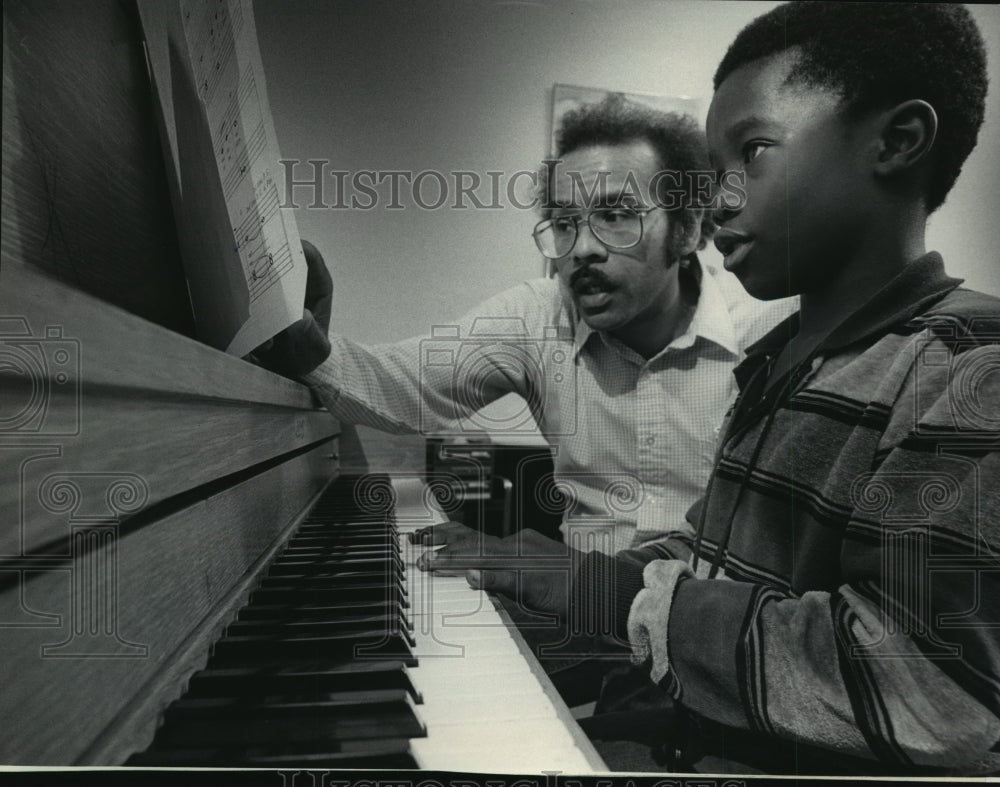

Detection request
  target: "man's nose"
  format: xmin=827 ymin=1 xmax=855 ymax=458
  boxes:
xmin=572 ymin=220 xmax=608 ymax=262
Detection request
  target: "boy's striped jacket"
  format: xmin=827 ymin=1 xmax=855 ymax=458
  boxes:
xmin=580 ymin=253 xmax=1000 ymax=774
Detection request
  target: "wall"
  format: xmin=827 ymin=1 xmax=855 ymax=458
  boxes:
xmin=256 ymin=0 xmax=1000 ymax=350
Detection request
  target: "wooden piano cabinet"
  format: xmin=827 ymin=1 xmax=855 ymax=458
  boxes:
xmin=2 ymin=0 xmax=341 ymax=762
xmin=0 ymin=265 xmax=341 ymax=764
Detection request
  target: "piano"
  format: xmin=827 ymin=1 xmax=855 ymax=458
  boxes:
xmin=125 ymin=473 xmax=605 ymax=771
xmin=0 ymin=0 xmax=604 ymax=771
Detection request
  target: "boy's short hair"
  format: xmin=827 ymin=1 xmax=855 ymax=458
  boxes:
xmin=714 ymin=2 xmax=988 ymax=212
xmin=540 ymin=94 xmax=714 ymax=251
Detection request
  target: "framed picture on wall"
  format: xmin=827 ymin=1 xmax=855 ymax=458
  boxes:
xmin=548 ymin=83 xmax=702 ymax=155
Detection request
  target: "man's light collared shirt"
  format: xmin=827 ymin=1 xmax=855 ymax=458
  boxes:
xmin=306 ymin=262 xmax=795 ymax=553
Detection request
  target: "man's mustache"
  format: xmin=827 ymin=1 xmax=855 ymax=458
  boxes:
xmin=569 ymin=266 xmax=613 ymax=291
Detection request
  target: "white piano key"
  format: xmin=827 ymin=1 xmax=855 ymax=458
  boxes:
xmin=391 ymin=477 xmax=604 ymax=773
xmin=410 ymin=717 xmax=591 ymax=773
xmin=410 ymin=662 xmax=552 ymax=697
xmin=417 ymin=688 xmax=559 ymax=725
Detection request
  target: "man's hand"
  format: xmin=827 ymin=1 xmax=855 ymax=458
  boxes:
xmin=249 ymin=240 xmax=333 ymax=379
xmin=417 ymin=529 xmax=575 ymax=617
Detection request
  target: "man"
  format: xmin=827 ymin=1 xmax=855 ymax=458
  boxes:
xmin=271 ymin=97 xmax=791 ymax=559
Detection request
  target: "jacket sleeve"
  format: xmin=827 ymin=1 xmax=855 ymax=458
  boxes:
xmin=303 ymin=282 xmax=552 ymax=434
xmin=571 ymin=534 xmax=694 ymax=652
xmin=627 ymin=343 xmax=1000 ymax=770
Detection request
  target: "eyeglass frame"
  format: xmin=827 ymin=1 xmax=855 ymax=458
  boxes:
xmin=531 ymin=205 xmax=661 ymax=260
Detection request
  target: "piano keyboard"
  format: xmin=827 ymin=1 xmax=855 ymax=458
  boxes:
xmin=129 ymin=474 xmax=604 ymax=773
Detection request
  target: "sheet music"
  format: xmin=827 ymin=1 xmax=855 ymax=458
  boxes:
xmin=138 ymin=0 xmax=306 ymax=357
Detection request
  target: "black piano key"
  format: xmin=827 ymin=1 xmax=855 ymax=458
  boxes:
xmin=292 ymin=526 xmax=393 ymax=539
xmin=245 ymin=594 xmax=409 ymax=616
xmin=128 ymin=738 xmax=417 ymax=768
xmin=283 ymin=537 xmax=397 ymax=551
xmin=237 ymin=599 xmax=408 ymax=624
xmin=288 ymin=543 xmax=396 ymax=557
xmin=225 ymin=612 xmax=410 ymax=638
xmin=167 ymin=687 xmax=408 ymax=716
xmin=207 ymin=649 xmax=416 ymax=672
xmin=133 ymin=475 xmax=426 ymax=766
xmin=185 ymin=660 xmax=422 ymax=702
xmin=299 ymin=515 xmax=392 ymax=526
xmin=276 ymin=551 xmax=398 ymax=565
xmin=235 ymin=740 xmax=417 ymax=768
xmin=211 ymin=627 xmax=416 ymax=662
xmin=275 ymin=551 xmax=400 ymax=567
xmin=258 ymin=574 xmax=406 ymax=594
xmin=248 ymin=582 xmax=408 ymax=607
xmin=271 ymin=550 xmax=402 ymax=567
xmin=267 ymin=557 xmax=404 ymax=579
xmin=156 ymin=690 xmax=424 ymax=746
xmin=288 ymin=527 xmax=398 ymax=539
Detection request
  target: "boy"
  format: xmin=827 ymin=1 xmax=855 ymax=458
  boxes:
xmin=434 ymin=1 xmax=1000 ymax=775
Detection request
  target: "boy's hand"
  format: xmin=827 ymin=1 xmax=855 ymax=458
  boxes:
xmin=408 ymin=520 xmax=480 ymax=546
xmin=249 ymin=240 xmax=333 ymax=379
xmin=417 ymin=529 xmax=573 ymax=617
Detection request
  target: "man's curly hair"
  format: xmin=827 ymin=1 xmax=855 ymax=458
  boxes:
xmin=714 ymin=2 xmax=988 ymax=213
xmin=539 ymin=94 xmax=716 ymax=252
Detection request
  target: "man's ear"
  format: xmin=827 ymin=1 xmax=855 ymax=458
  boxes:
xmin=669 ymin=208 xmax=703 ymax=259
xmin=874 ymin=99 xmax=938 ymax=177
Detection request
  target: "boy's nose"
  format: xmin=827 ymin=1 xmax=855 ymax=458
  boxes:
xmin=712 ymin=200 xmax=739 ymax=227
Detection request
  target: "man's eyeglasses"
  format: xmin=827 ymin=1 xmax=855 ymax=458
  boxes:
xmin=532 ymin=206 xmax=658 ymax=259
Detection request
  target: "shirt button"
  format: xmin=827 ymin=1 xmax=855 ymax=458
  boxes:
xmin=644 ymin=436 xmax=656 ymax=446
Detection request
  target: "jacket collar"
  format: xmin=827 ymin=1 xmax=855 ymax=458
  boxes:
xmin=735 ymin=252 xmax=962 ymax=388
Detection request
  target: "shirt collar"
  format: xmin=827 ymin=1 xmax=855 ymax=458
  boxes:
xmin=740 ymin=251 xmax=962 ymax=367
xmin=571 ymin=256 xmax=741 ymax=361
xmin=679 ymin=258 xmax=740 ymax=357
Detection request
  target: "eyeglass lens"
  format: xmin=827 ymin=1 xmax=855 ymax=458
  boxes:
xmin=534 ymin=209 xmax=643 ymax=258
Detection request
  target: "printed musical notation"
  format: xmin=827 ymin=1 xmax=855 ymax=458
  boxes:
xmin=182 ymin=0 xmax=242 ymax=106
xmin=232 ymin=168 xmax=294 ymax=302
xmin=149 ymin=0 xmax=308 ymax=355
xmin=216 ymin=71 xmax=266 ymax=202
xmin=139 ymin=0 xmax=306 ymax=353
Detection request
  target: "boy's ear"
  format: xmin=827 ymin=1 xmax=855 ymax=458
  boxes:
xmin=874 ymin=99 xmax=938 ymax=177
